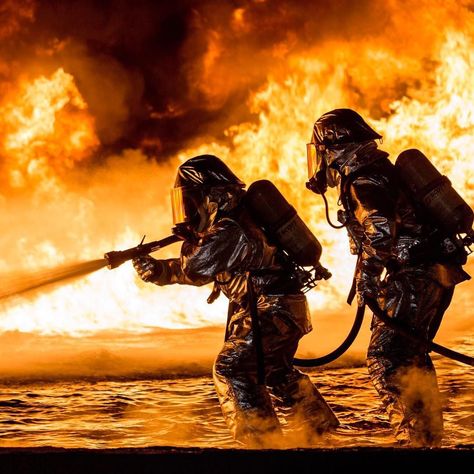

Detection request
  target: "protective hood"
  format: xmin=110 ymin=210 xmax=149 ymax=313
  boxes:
xmin=312 ymin=109 xmax=382 ymax=147
xmin=175 ymin=154 xmax=245 ymax=188
xmin=329 ymin=141 xmax=388 ymax=176
xmin=307 ymin=109 xmax=384 ymax=192
xmin=172 ymin=154 xmax=245 ymax=234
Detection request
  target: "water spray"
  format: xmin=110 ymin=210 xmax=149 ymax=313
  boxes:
xmin=0 ymin=259 xmax=108 ymax=301
xmin=0 ymin=235 xmax=181 ymax=301
xmin=0 ymin=228 xmax=471 ymax=368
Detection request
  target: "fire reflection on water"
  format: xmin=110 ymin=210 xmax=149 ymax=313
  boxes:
xmin=0 ymin=349 xmax=471 ymax=448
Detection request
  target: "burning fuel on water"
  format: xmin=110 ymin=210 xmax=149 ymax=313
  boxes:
xmin=0 ymin=0 xmax=472 ymax=448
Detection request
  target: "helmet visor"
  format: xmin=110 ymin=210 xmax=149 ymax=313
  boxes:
xmin=170 ymin=186 xmax=203 ymax=226
xmin=306 ymin=142 xmax=326 ymax=179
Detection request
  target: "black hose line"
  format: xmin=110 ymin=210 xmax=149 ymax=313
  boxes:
xmin=365 ymin=297 xmax=474 ymax=367
xmin=293 ymin=298 xmax=473 ymax=368
xmin=293 ymin=304 xmax=365 ymax=367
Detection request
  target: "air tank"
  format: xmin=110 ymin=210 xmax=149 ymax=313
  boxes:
xmin=245 ymin=180 xmax=322 ymax=267
xmin=396 ymin=149 xmax=473 ymax=235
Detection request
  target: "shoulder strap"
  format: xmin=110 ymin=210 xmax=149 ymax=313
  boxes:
xmin=340 ymin=174 xmax=358 ymax=215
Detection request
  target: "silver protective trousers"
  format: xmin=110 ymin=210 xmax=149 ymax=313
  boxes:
xmin=367 ymin=271 xmax=454 ymax=446
xmin=213 ymin=294 xmax=339 ymax=447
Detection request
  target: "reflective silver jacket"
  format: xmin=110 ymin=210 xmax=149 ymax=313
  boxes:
xmin=151 ymin=207 xmax=312 ymax=333
xmin=337 ymin=149 xmax=468 ymax=287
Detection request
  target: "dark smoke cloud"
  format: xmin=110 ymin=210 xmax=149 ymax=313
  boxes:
xmin=1 ymin=0 xmax=468 ymax=161
xmin=2 ymin=0 xmax=384 ymax=160
xmin=0 ymin=0 xmax=34 ymax=97
xmin=0 ymin=0 xmax=35 ymax=40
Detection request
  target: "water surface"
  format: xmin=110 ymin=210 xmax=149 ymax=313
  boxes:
xmin=0 ymin=340 xmax=471 ymax=449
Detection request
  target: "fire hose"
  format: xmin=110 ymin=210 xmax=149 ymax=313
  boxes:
xmin=103 ymin=236 xmax=473 ymax=368
xmin=293 ymin=187 xmax=474 ymax=367
xmin=365 ymin=297 xmax=474 ymax=366
xmin=293 ymin=297 xmax=474 ymax=367
xmin=293 ymin=304 xmax=365 ymax=367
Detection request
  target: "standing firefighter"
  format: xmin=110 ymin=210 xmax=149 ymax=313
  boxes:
xmin=306 ymin=108 xmax=470 ymax=446
xmin=133 ymin=155 xmax=338 ymax=447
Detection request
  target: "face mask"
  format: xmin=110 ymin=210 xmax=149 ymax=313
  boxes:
xmin=171 ymin=186 xmax=203 ymax=227
xmin=306 ymin=142 xmax=324 ymax=180
xmin=306 ymin=142 xmax=340 ymax=192
xmin=325 ymin=140 xmax=378 ymax=175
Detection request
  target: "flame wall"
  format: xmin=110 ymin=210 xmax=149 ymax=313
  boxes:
xmin=0 ymin=0 xmax=472 ymax=339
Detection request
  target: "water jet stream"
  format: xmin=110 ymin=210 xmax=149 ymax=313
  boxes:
xmin=0 ymin=259 xmax=108 ymax=301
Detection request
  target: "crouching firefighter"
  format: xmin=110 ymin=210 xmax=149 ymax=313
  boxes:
xmin=133 ymin=155 xmax=338 ymax=447
xmin=306 ymin=109 xmax=472 ymax=447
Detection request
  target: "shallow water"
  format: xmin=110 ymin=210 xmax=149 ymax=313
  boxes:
xmin=0 ymin=340 xmax=472 ymax=449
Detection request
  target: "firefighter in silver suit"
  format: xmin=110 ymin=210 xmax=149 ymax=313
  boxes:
xmin=306 ymin=109 xmax=469 ymax=446
xmin=133 ymin=155 xmax=338 ymax=447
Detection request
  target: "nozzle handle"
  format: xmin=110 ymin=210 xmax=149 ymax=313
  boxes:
xmin=104 ymin=234 xmax=181 ymax=269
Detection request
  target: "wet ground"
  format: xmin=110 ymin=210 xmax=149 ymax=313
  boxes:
xmin=0 ymin=339 xmax=471 ymax=449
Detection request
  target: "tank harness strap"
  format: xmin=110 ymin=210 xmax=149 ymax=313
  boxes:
xmin=339 ymin=175 xmax=363 ymax=306
xmin=365 ymin=297 xmax=474 ymax=366
xmin=340 ymin=173 xmax=357 ymax=213
xmin=347 ymin=251 xmax=362 ymax=305
xmin=224 ymin=300 xmax=237 ymax=342
xmin=246 ymin=272 xmax=266 ymax=385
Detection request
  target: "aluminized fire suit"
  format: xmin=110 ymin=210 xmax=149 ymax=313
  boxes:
xmin=135 ymin=204 xmax=338 ymax=447
xmin=337 ymin=144 xmax=468 ymax=446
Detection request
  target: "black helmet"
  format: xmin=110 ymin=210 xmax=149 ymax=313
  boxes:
xmin=312 ymin=108 xmax=382 ymax=147
xmin=174 ymin=154 xmax=245 ymax=188
xmin=306 ymin=109 xmax=382 ymax=194
xmin=171 ymin=155 xmax=245 ymax=231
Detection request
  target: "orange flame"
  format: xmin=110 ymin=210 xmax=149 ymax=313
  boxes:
xmin=1 ymin=68 xmax=98 ymax=189
xmin=0 ymin=27 xmax=473 ymax=336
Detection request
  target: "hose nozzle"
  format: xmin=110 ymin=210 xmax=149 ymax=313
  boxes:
xmin=104 ymin=234 xmax=181 ymax=270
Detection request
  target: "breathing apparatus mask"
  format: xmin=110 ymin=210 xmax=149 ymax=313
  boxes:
xmin=171 ymin=186 xmax=219 ymax=237
xmin=307 ymin=108 xmax=383 ymax=195
xmin=170 ymin=154 xmax=245 ymax=238
xmin=171 ymin=185 xmax=245 ymax=239
xmin=306 ymin=142 xmax=341 ymax=194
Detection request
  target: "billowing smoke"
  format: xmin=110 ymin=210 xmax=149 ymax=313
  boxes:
xmin=1 ymin=0 xmax=471 ymax=159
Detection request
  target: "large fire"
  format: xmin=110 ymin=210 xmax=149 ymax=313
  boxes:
xmin=0 ymin=11 xmax=472 ymax=337
xmin=1 ymin=68 xmax=98 ymax=190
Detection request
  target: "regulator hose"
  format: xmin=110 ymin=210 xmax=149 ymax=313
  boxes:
xmin=365 ymin=297 xmax=474 ymax=367
xmin=293 ymin=304 xmax=365 ymax=367
xmin=321 ymin=192 xmax=344 ymax=229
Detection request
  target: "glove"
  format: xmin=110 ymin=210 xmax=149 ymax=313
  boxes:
xmin=356 ymin=272 xmax=379 ymax=307
xmin=133 ymin=255 xmax=162 ymax=283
